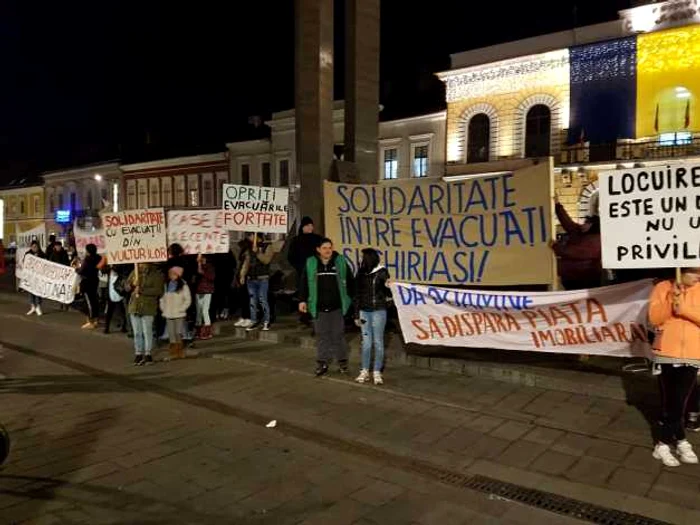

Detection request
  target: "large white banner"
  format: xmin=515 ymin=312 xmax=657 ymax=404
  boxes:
xmin=392 ymin=280 xmax=653 ymax=357
xmin=221 ymin=184 xmax=289 ymax=234
xmin=101 ymin=209 xmax=168 ymax=264
xmin=167 ymin=210 xmax=230 ymax=255
xmin=600 ymin=161 xmax=700 ymax=269
xmin=19 ymin=254 xmax=78 ymax=304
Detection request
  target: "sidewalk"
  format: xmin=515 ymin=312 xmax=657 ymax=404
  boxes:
xmin=1 ymin=297 xmax=698 ymax=524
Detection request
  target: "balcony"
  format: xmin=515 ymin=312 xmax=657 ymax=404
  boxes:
xmin=560 ymin=134 xmax=700 ymax=166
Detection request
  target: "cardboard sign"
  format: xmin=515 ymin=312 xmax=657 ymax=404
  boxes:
xmin=221 ymin=184 xmax=289 ymax=233
xmin=324 ymin=162 xmax=554 ymax=285
xmin=167 ymin=210 xmax=230 ymax=255
xmin=74 ymin=221 xmax=107 ymax=255
xmin=600 ymin=162 xmax=700 ymax=269
xmin=392 ymin=280 xmax=652 ymax=357
xmin=101 ymin=209 xmax=168 ymax=264
xmin=20 ymin=254 xmax=78 ymax=304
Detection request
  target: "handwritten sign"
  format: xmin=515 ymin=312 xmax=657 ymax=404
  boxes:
xmin=167 ymin=210 xmax=230 ymax=254
xmin=74 ymin=221 xmax=107 ymax=255
xmin=221 ymin=184 xmax=289 ymax=233
xmin=392 ymin=280 xmax=652 ymax=357
xmin=600 ymin=162 xmax=700 ymax=269
xmin=324 ymin=162 xmax=554 ymax=285
xmin=20 ymin=254 xmax=78 ymax=304
xmin=101 ymin=209 xmax=168 ymax=264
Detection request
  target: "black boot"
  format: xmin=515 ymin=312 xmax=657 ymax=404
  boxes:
xmin=315 ymin=361 xmax=329 ymax=377
xmin=338 ymin=360 xmax=349 ymax=375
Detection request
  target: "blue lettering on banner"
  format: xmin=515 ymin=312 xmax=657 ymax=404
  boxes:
xmin=398 ymin=284 xmax=534 ymax=311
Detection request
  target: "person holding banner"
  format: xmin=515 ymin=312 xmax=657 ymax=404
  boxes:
xmin=126 ymin=264 xmax=164 ymax=366
xmin=649 ymin=267 xmax=700 ymax=467
xmin=241 ymin=233 xmax=276 ymax=332
xmin=299 ymin=238 xmax=354 ymax=377
xmin=76 ymin=244 xmax=103 ymax=329
xmin=195 ymin=254 xmax=216 ymax=340
xmin=24 ymin=241 xmax=45 ymax=316
xmin=354 ymin=248 xmax=391 ymax=386
xmin=48 ymin=241 xmax=71 ymax=311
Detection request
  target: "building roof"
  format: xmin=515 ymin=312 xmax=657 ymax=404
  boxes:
xmin=0 ymin=174 xmax=43 ymax=191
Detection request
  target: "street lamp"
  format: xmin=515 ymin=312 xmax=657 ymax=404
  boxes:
xmin=94 ymin=174 xmax=102 ymax=182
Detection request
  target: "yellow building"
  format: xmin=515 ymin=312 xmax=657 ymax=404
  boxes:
xmin=0 ymin=178 xmax=47 ymax=248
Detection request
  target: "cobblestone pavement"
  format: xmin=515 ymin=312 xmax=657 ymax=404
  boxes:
xmin=0 ymin=296 xmax=697 ymax=524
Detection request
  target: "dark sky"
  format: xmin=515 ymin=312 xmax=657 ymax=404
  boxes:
xmin=0 ymin=0 xmax=631 ymax=182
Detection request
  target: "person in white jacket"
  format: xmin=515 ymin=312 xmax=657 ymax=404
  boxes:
xmin=159 ymin=266 xmax=192 ymax=360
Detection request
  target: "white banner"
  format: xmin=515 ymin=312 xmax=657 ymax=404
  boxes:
xmin=392 ymin=280 xmax=653 ymax=357
xmin=101 ymin=209 xmax=168 ymax=264
xmin=167 ymin=210 xmax=230 ymax=255
xmin=74 ymin=221 xmax=107 ymax=255
xmin=221 ymin=184 xmax=289 ymax=234
xmin=600 ymin=161 xmax=700 ymax=269
xmin=19 ymin=254 xmax=78 ymax=304
xmin=16 ymin=224 xmax=46 ymax=249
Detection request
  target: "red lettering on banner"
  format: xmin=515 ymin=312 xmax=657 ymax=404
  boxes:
xmin=411 ymin=320 xmax=429 ymax=340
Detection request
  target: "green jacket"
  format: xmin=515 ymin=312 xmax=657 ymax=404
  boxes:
xmin=305 ymin=253 xmax=352 ymax=319
xmin=127 ymin=266 xmax=164 ymax=317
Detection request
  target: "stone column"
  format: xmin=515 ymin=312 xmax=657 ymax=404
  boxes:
xmin=344 ymin=0 xmax=380 ymax=184
xmin=295 ymin=0 xmax=334 ymax=234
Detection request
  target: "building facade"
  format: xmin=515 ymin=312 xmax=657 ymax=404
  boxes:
xmin=438 ymin=0 xmax=700 ymax=223
xmin=0 ymin=178 xmax=46 ymax=247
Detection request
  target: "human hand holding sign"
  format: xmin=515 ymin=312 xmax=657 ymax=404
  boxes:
xmin=299 ymin=302 xmax=308 ymax=314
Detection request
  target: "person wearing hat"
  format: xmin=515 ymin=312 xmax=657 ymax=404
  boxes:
xmin=160 ymin=265 xmax=191 ymax=359
xmin=288 ymin=217 xmax=322 ymax=325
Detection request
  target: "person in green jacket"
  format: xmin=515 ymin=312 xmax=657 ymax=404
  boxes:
xmin=126 ymin=263 xmax=164 ymax=366
xmin=299 ymin=237 xmax=354 ymax=377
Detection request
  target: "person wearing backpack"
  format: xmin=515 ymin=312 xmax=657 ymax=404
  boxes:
xmin=104 ymin=264 xmax=133 ymax=335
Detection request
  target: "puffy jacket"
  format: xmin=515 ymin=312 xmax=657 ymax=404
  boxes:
xmin=127 ymin=266 xmax=164 ymax=317
xmin=160 ymin=282 xmax=192 ymax=319
xmin=553 ymin=203 xmax=602 ymax=285
xmin=649 ymin=280 xmax=700 ymax=361
xmin=354 ymin=266 xmax=390 ymax=314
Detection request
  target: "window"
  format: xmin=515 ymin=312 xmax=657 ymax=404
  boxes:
xmin=174 ymin=176 xmax=186 ymax=207
xmin=137 ymin=180 xmax=148 ymax=209
xmin=202 ymin=173 xmax=214 ymax=207
xmin=33 ymin=196 xmax=40 ymax=216
xmin=161 ymin=177 xmax=173 ymax=207
xmin=49 ymin=193 xmax=56 ymax=213
xmin=412 ymin=144 xmax=429 ymax=178
xmin=215 ymin=172 xmax=228 ymax=206
xmin=187 ymin=174 xmax=200 ymax=207
xmin=240 ymin=163 xmax=250 ymax=185
xmin=279 ymin=159 xmax=290 ymax=187
xmin=101 ymin=188 xmax=108 ymax=205
xmin=20 ymin=200 xmax=25 ymax=215
xmin=58 ymin=193 xmax=64 ymax=210
xmin=262 ymin=162 xmax=271 ymax=187
xmin=85 ymin=191 xmax=93 ymax=210
xmin=659 ymin=131 xmax=692 ymax=146
xmin=70 ymin=192 xmax=77 ymax=210
xmin=525 ymin=104 xmax=551 ymax=158
xmin=126 ymin=181 xmax=137 ymax=209
xmin=382 ymin=148 xmax=398 ymax=179
xmin=149 ymin=178 xmax=161 ymax=207
xmin=467 ymin=114 xmax=491 ymax=163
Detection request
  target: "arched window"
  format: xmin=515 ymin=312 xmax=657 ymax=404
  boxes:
xmin=467 ymin=113 xmax=490 ymax=163
xmin=525 ymin=104 xmax=551 ymax=158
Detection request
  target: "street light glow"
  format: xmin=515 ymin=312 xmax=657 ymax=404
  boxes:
xmin=94 ymin=174 xmax=102 ymax=181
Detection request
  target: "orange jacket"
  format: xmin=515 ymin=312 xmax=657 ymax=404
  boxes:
xmin=649 ymin=280 xmax=700 ymax=361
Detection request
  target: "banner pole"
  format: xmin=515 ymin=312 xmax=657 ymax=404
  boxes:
xmin=676 ymin=267 xmax=682 ymax=284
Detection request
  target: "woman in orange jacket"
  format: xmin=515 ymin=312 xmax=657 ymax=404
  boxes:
xmin=648 ymin=267 xmax=700 ymax=467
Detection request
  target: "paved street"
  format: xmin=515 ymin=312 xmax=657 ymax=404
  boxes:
xmin=0 ymin=294 xmax=699 ymax=524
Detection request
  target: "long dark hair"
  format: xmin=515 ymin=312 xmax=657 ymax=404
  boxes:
xmin=360 ymin=248 xmax=380 ymax=274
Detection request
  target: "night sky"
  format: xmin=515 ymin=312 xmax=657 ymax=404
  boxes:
xmin=0 ymin=0 xmax=631 ymax=183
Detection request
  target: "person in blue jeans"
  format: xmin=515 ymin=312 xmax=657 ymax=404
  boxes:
xmin=353 ymin=248 xmax=391 ymax=385
xmin=241 ymin=234 xmax=282 ymax=332
xmin=126 ymin=263 xmax=164 ymax=366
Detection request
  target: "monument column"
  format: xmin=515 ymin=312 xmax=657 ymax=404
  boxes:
xmin=344 ymin=0 xmax=380 ymax=184
xmin=295 ymin=0 xmax=334 ymax=234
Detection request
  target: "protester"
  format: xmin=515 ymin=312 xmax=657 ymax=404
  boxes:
xmin=288 ymin=217 xmax=322 ymax=326
xmin=241 ymin=233 xmax=276 ymax=332
xmin=45 ymin=234 xmax=56 ymax=257
xmin=233 ymin=237 xmax=253 ymax=328
xmin=648 ymin=267 xmax=700 ymax=467
xmin=48 ymin=241 xmax=70 ymax=311
xmin=550 ymin=196 xmax=603 ymax=290
xmin=104 ymin=264 xmax=132 ymax=335
xmin=24 ymin=240 xmax=45 ymax=316
xmin=76 ymin=244 xmax=103 ymax=329
xmin=160 ymin=266 xmax=191 ymax=360
xmin=686 ymin=383 xmax=700 ymax=433
xmin=163 ymin=243 xmax=196 ymax=342
xmin=299 ymin=237 xmax=354 ymax=376
xmin=195 ymin=254 xmax=215 ymax=340
xmin=126 ymin=263 xmax=164 ymax=366
xmin=354 ymin=248 xmax=391 ymax=385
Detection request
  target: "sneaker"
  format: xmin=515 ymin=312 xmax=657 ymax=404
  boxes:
xmin=677 ymin=440 xmax=699 ymax=464
xmin=653 ymin=444 xmax=681 ymax=467
xmin=246 ymin=323 xmax=259 ymax=332
xmin=35 ymin=306 xmax=43 ymax=316
xmin=356 ymin=369 xmax=370 ymax=384
xmin=26 ymin=306 xmax=35 ymax=316
xmin=133 ymin=355 xmax=144 ymax=366
xmin=261 ymin=322 xmax=270 ymax=331
xmin=315 ymin=362 xmax=329 ymax=377
xmin=686 ymin=415 xmax=700 ymax=433
xmin=234 ymin=318 xmax=245 ymax=327
xmin=373 ymin=371 xmax=384 ymax=385
xmin=143 ymin=355 xmax=154 ymax=366
xmin=81 ymin=322 xmax=95 ymax=329
xmin=242 ymin=319 xmax=254 ymax=328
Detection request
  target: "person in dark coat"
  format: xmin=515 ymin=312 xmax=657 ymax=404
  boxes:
xmin=48 ymin=241 xmax=71 ymax=311
xmin=288 ymin=216 xmax=322 ymax=325
xmin=24 ymin=240 xmax=45 ymax=316
xmin=76 ymin=243 xmax=103 ymax=329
